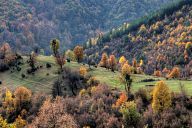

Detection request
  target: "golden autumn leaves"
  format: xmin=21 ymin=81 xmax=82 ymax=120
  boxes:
xmin=115 ymin=80 xmax=172 ymax=114
xmin=0 ymin=86 xmax=31 ymax=128
xmin=152 ymin=81 xmax=171 ymax=113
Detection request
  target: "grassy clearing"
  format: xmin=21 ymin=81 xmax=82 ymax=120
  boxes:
xmin=0 ymin=55 xmax=192 ymax=95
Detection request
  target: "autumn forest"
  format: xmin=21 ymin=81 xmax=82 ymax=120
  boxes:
xmin=0 ymin=0 xmax=192 ymax=128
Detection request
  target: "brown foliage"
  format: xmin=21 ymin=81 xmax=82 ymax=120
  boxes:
xmin=55 ymin=54 xmax=66 ymax=70
xmin=29 ymin=97 xmax=78 ymax=128
xmin=74 ymin=46 xmax=84 ymax=63
xmin=168 ymin=67 xmax=180 ymax=79
xmin=14 ymin=86 xmax=32 ymax=110
xmin=109 ymin=55 xmax=117 ymax=72
xmin=99 ymin=53 xmax=108 ymax=68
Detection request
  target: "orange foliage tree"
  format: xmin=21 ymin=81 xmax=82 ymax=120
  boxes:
xmin=109 ymin=55 xmax=117 ymax=72
xmin=115 ymin=93 xmax=128 ymax=107
xmin=153 ymin=70 xmax=162 ymax=77
xmin=168 ymin=67 xmax=180 ymax=79
xmin=74 ymin=46 xmax=84 ymax=63
xmin=99 ymin=53 xmax=108 ymax=68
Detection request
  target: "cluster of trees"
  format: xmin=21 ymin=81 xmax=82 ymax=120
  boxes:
xmin=98 ymin=53 xmax=143 ymax=73
xmin=50 ymin=39 xmax=84 ymax=71
xmin=1 ymin=79 xmax=191 ymax=127
xmin=85 ymin=2 xmax=192 ymax=79
xmin=52 ymin=66 xmax=99 ymax=97
xmin=0 ymin=43 xmax=23 ymax=73
xmin=0 ymin=86 xmax=47 ymax=127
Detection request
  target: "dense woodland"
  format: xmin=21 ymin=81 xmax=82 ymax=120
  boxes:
xmin=0 ymin=0 xmax=192 ymax=128
xmin=0 ymin=34 xmax=192 ymax=128
xmin=85 ymin=0 xmax=192 ymax=79
xmin=0 ymin=0 xmax=175 ymax=53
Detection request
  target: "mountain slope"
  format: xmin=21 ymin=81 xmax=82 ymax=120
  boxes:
xmin=0 ymin=0 xmax=175 ymax=53
xmin=84 ymin=0 xmax=192 ymax=78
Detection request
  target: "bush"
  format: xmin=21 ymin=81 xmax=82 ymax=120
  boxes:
xmin=21 ymin=74 xmax=26 ymax=78
xmin=52 ymin=67 xmax=96 ymax=97
xmin=119 ymin=101 xmax=141 ymax=127
xmin=67 ymin=58 xmax=71 ymax=63
xmin=141 ymin=78 xmax=156 ymax=82
xmin=46 ymin=63 xmax=52 ymax=68
xmin=135 ymin=88 xmax=151 ymax=107
xmin=0 ymin=62 xmax=9 ymax=72
xmin=17 ymin=67 xmax=21 ymax=71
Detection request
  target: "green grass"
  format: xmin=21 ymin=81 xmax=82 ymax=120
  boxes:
xmin=0 ymin=55 xmax=192 ymax=95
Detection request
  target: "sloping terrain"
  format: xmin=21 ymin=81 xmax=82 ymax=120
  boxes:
xmin=0 ymin=0 xmax=175 ymax=53
xmin=85 ymin=0 xmax=192 ymax=78
xmin=0 ymin=56 xmax=191 ymax=95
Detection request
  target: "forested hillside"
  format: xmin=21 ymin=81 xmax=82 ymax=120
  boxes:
xmin=0 ymin=0 xmax=175 ymax=53
xmin=0 ymin=1 xmax=192 ymax=127
xmin=84 ymin=0 xmax=192 ymax=79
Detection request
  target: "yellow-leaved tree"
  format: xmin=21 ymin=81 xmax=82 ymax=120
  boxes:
xmin=119 ymin=56 xmax=127 ymax=67
xmin=79 ymin=66 xmax=87 ymax=76
xmin=14 ymin=116 xmax=26 ymax=128
xmin=139 ymin=59 xmax=144 ymax=67
xmin=3 ymin=89 xmax=14 ymax=113
xmin=0 ymin=116 xmax=8 ymax=128
xmin=121 ymin=62 xmax=132 ymax=93
xmin=121 ymin=62 xmax=131 ymax=77
xmin=152 ymin=81 xmax=171 ymax=113
xmin=4 ymin=90 xmax=13 ymax=105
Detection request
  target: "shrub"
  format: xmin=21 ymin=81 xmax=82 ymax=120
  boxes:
xmin=52 ymin=67 xmax=95 ymax=97
xmin=21 ymin=74 xmax=26 ymax=78
xmin=46 ymin=63 xmax=52 ymax=68
xmin=17 ymin=67 xmax=21 ymax=71
xmin=135 ymin=88 xmax=151 ymax=107
xmin=119 ymin=101 xmax=141 ymax=127
xmin=141 ymin=78 xmax=156 ymax=82
xmin=0 ymin=62 xmax=9 ymax=72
